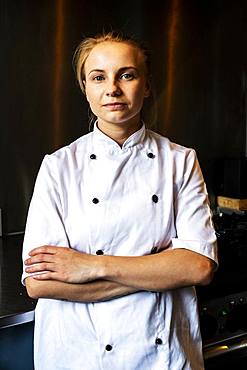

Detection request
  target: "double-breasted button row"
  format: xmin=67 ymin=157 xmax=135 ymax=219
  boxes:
xmin=92 ymin=195 xmax=159 ymax=204
xmin=90 ymin=152 xmax=159 ymax=206
xmin=105 ymin=338 xmax=163 ymax=352
xmin=90 ymin=152 xmax=155 ymax=159
xmin=104 ymin=339 xmax=161 ymax=353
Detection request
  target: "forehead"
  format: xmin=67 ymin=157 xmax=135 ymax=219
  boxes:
xmin=84 ymin=41 xmax=145 ymax=72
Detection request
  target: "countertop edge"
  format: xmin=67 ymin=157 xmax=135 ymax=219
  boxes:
xmin=0 ymin=310 xmax=35 ymax=329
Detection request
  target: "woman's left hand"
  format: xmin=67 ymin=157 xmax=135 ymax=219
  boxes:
xmin=24 ymin=246 xmax=103 ymax=283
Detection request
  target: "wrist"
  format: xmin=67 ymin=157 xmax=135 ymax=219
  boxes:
xmin=94 ymin=254 xmax=109 ymax=280
xmin=96 ymin=255 xmax=116 ymax=281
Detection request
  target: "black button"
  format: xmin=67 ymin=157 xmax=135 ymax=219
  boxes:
xmin=105 ymin=344 xmax=112 ymax=351
xmin=96 ymin=250 xmax=104 ymax=255
xmin=147 ymin=152 xmax=154 ymax=158
xmin=155 ymin=338 xmax=163 ymax=345
xmin=90 ymin=154 xmax=96 ymax=159
xmin=92 ymin=198 xmax=99 ymax=204
xmin=151 ymin=246 xmax=158 ymax=254
xmin=152 ymin=194 xmax=159 ymax=203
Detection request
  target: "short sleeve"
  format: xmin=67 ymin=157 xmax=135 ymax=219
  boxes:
xmin=21 ymin=155 xmax=70 ymax=284
xmin=171 ymin=149 xmax=218 ymax=266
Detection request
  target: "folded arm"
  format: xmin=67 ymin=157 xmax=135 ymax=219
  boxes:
xmin=24 ymin=246 xmax=215 ymax=302
xmin=25 ymin=277 xmax=138 ymax=302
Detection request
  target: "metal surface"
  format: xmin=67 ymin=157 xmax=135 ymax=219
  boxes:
xmin=199 ymin=291 xmax=247 ymax=346
xmin=197 ymin=211 xmax=247 ymax=350
xmin=0 ymin=310 xmax=34 ymax=330
xmin=204 ymin=338 xmax=247 ymax=360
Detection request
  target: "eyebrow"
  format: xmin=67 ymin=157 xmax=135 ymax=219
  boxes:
xmin=88 ymin=66 xmax=138 ymax=76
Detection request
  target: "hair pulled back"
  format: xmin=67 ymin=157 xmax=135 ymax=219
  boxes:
xmin=73 ymin=31 xmax=151 ymax=95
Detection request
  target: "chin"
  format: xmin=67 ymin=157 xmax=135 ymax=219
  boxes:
xmin=99 ymin=113 xmax=141 ymax=126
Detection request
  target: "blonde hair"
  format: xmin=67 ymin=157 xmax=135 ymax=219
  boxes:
xmin=73 ymin=31 xmax=151 ymax=95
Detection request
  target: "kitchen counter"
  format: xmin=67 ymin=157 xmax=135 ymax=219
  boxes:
xmin=0 ymin=234 xmax=36 ymax=329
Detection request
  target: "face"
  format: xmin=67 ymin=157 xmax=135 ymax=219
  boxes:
xmin=83 ymin=41 xmax=149 ymax=131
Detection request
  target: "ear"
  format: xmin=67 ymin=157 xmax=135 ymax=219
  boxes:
xmin=144 ymin=82 xmax=150 ymax=98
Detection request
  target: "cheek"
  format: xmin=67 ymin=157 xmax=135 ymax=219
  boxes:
xmin=85 ymin=92 xmax=102 ymax=118
xmin=87 ymin=97 xmax=97 ymax=114
xmin=85 ymin=88 xmax=98 ymax=108
xmin=132 ymin=89 xmax=146 ymax=108
xmin=130 ymin=81 xmax=148 ymax=104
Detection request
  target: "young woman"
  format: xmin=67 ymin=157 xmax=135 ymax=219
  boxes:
xmin=22 ymin=32 xmax=218 ymax=370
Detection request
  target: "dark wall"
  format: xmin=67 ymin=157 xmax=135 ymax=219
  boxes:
xmin=143 ymin=0 xmax=247 ymax=196
xmin=152 ymin=0 xmax=247 ymax=159
xmin=1 ymin=0 xmax=246 ymax=233
xmin=0 ymin=0 xmax=147 ymax=233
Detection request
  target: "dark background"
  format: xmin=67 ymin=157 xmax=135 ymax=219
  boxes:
xmin=1 ymin=0 xmax=246 ymax=233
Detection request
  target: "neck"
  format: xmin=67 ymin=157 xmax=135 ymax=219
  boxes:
xmin=97 ymin=119 xmax=142 ymax=146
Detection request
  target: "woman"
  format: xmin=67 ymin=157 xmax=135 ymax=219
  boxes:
xmin=22 ymin=32 xmax=218 ymax=370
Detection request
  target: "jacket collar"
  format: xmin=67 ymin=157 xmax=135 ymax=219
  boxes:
xmin=93 ymin=121 xmax=146 ymax=150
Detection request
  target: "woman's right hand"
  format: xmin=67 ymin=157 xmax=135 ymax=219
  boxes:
xmin=24 ymin=246 xmax=104 ymax=284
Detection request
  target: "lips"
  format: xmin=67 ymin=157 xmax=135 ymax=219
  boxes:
xmin=103 ymin=102 xmax=127 ymax=111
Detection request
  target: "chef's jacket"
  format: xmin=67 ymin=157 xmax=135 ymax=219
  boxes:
xmin=22 ymin=123 xmax=218 ymax=370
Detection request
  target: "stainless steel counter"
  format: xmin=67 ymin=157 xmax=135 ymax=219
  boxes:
xmin=0 ymin=234 xmax=36 ymax=329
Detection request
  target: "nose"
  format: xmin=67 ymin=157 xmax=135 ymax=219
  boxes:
xmin=106 ymin=79 xmax=122 ymax=97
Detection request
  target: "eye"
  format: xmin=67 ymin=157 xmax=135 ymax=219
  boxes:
xmin=92 ymin=75 xmax=105 ymax=82
xmin=120 ymin=73 xmax=134 ymax=81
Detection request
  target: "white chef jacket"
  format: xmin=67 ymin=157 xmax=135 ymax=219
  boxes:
xmin=22 ymin=123 xmax=218 ymax=370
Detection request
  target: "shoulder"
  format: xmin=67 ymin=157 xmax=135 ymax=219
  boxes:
xmin=42 ymin=131 xmax=93 ymax=170
xmin=52 ymin=131 xmax=92 ymax=159
xmin=146 ymin=129 xmax=196 ymax=161
xmin=34 ymin=132 xmax=93 ymax=187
